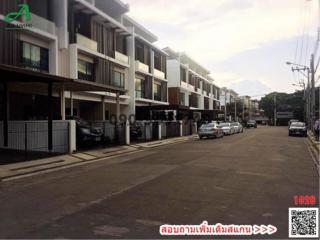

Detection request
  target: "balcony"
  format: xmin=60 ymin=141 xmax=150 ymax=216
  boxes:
xmin=135 ymin=61 xmax=150 ymax=73
xmin=181 ymin=81 xmax=188 ymax=89
xmin=197 ymin=88 xmax=202 ymax=94
xmin=154 ymin=68 xmax=165 ymax=79
xmin=187 ymin=83 xmax=195 ymax=92
xmin=29 ymin=13 xmax=56 ymax=35
xmin=115 ymin=51 xmax=129 ymax=64
xmin=77 ymin=33 xmax=98 ymax=52
xmin=203 ymin=90 xmax=207 ymax=96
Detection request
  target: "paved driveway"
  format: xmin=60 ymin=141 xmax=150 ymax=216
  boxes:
xmin=0 ymin=126 xmax=318 ymax=239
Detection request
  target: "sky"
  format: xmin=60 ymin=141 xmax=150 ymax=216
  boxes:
xmin=123 ymin=0 xmax=319 ymax=98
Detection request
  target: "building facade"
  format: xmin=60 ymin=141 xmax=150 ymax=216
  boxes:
xmin=164 ymin=47 xmax=221 ymax=121
xmin=0 ymin=0 xmax=168 ymax=123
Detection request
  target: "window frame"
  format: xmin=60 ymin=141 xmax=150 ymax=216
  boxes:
xmin=112 ymin=70 xmax=125 ymax=89
xmin=20 ymin=41 xmax=49 ymax=72
xmin=135 ymin=77 xmax=145 ymax=99
xmin=77 ymin=59 xmax=94 ymax=81
xmin=153 ymin=82 xmax=162 ymax=102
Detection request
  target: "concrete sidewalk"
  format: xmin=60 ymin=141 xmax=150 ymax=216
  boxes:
xmin=0 ymin=135 xmax=197 ymax=181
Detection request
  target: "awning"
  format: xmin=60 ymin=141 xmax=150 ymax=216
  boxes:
xmin=0 ymin=64 xmax=127 ymax=94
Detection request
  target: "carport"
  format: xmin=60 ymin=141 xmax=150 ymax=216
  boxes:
xmin=0 ymin=64 xmax=126 ymax=153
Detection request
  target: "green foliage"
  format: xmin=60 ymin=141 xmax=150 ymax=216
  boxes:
xmin=260 ymin=90 xmax=306 ymax=121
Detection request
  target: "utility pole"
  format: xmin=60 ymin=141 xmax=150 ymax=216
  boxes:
xmin=310 ymin=54 xmax=315 ymax=128
xmin=274 ymin=94 xmax=277 ymax=126
xmin=234 ymin=98 xmax=237 ymax=122
xmin=224 ymin=93 xmax=227 ymax=122
xmin=242 ymin=98 xmax=245 ymax=121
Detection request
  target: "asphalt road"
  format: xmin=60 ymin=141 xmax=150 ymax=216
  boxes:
xmin=0 ymin=126 xmax=318 ymax=239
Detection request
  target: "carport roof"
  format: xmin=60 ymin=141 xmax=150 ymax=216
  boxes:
xmin=0 ymin=64 xmax=126 ymax=94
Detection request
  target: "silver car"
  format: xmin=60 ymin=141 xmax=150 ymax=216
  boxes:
xmin=218 ymin=122 xmax=235 ymax=135
xmin=198 ymin=123 xmax=224 ymax=139
xmin=232 ymin=122 xmax=244 ymax=133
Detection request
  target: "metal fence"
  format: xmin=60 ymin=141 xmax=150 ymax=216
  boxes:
xmin=161 ymin=121 xmax=181 ymax=139
xmin=0 ymin=121 xmax=70 ymax=153
xmin=88 ymin=121 xmax=126 ymax=146
xmin=182 ymin=120 xmax=193 ymax=136
xmin=131 ymin=121 xmax=159 ymax=143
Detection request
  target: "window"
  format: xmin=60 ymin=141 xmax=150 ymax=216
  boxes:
xmin=154 ymin=52 xmax=161 ymax=71
xmin=20 ymin=42 xmax=49 ymax=72
xmin=112 ymin=71 xmax=125 ymax=88
xmin=180 ymin=68 xmax=186 ymax=82
xmin=180 ymin=92 xmax=185 ymax=106
xmin=78 ymin=59 xmax=94 ymax=81
xmin=135 ymin=41 xmax=144 ymax=63
xmin=153 ymin=82 xmax=162 ymax=101
xmin=135 ymin=78 xmax=145 ymax=98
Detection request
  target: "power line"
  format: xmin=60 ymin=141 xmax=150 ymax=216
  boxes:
xmin=299 ymin=0 xmax=308 ymax=65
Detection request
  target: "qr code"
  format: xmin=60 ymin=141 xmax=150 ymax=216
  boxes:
xmin=289 ymin=208 xmax=319 ymax=238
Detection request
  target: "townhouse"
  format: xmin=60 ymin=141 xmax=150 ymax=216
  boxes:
xmin=163 ymin=47 xmax=221 ymax=121
xmin=220 ymin=87 xmax=240 ymax=121
xmin=0 ymin=0 xmax=169 ymax=153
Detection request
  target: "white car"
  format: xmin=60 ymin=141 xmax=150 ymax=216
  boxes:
xmin=218 ymin=122 xmax=235 ymax=135
xmin=232 ymin=122 xmax=244 ymax=133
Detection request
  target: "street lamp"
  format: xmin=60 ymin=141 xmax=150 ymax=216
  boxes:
xmin=286 ymin=61 xmax=312 ymax=126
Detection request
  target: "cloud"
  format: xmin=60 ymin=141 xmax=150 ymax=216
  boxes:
xmin=124 ymin=0 xmax=318 ymax=63
xmin=123 ymin=0 xmax=318 ymax=95
xmin=229 ymin=80 xmax=272 ymax=98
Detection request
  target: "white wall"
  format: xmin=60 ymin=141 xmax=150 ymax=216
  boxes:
xmin=52 ymin=0 xmax=68 ymax=49
xmin=167 ymin=59 xmax=181 ymax=87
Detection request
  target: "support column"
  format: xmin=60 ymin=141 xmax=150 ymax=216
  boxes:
xmin=125 ymin=27 xmax=136 ymax=116
xmin=48 ymin=82 xmax=53 ymax=151
xmin=158 ymin=122 xmax=162 ymax=140
xmin=3 ymin=82 xmax=8 ymax=147
xmin=116 ymin=91 xmax=120 ymax=122
xmin=101 ymin=96 xmax=106 ymax=120
xmin=69 ymin=120 xmax=76 ymax=153
xmin=60 ymin=84 xmax=65 ymax=120
xmin=70 ymin=91 xmax=74 ymax=116
xmin=125 ymin=120 xmax=130 ymax=145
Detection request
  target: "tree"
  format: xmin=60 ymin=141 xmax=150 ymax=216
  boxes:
xmin=260 ymin=91 xmax=304 ymax=122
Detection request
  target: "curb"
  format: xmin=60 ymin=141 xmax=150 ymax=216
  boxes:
xmin=0 ymin=135 xmax=196 ymax=182
xmin=307 ymin=133 xmax=320 ymax=154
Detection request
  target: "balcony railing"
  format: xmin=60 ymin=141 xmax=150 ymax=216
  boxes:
xmin=135 ymin=61 xmax=150 ymax=73
xmin=154 ymin=68 xmax=165 ymax=79
xmin=181 ymin=81 xmax=188 ymax=89
xmin=203 ymin=90 xmax=207 ymax=96
xmin=197 ymin=88 xmax=202 ymax=94
xmin=29 ymin=13 xmax=56 ymax=35
xmin=187 ymin=84 xmax=195 ymax=92
xmin=115 ymin=51 xmax=129 ymax=64
xmin=77 ymin=33 xmax=98 ymax=52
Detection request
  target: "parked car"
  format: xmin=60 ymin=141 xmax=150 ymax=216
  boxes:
xmin=288 ymin=119 xmax=299 ymax=128
xmin=198 ymin=123 xmax=224 ymax=139
xmin=233 ymin=122 xmax=244 ymax=133
xmin=218 ymin=122 xmax=235 ymax=135
xmin=66 ymin=116 xmax=104 ymax=144
xmin=246 ymin=120 xmax=257 ymax=128
xmin=288 ymin=122 xmax=307 ymax=137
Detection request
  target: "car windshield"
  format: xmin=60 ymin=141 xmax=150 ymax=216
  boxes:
xmin=200 ymin=124 xmax=215 ymax=129
xmin=291 ymin=122 xmax=305 ymax=127
xmin=219 ymin=123 xmax=230 ymax=127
